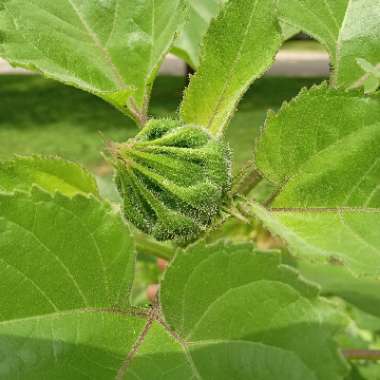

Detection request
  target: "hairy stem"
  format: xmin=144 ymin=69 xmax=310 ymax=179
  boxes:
xmin=134 ymin=231 xmax=176 ymax=261
xmin=233 ymin=163 xmax=263 ymax=196
xmin=343 ymin=349 xmax=380 ymax=361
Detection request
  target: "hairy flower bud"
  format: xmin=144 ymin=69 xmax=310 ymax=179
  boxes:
xmin=112 ymin=119 xmax=231 ymax=243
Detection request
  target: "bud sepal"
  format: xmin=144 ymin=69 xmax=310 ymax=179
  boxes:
xmin=112 ymin=119 xmax=231 ymax=243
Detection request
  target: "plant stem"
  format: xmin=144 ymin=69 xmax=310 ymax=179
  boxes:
xmin=342 ymin=349 xmax=380 ymax=361
xmin=134 ymin=231 xmax=176 ymax=261
xmin=234 ymin=164 xmax=263 ymax=196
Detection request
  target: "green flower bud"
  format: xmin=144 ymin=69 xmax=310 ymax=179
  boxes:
xmin=112 ymin=119 xmax=231 ymax=243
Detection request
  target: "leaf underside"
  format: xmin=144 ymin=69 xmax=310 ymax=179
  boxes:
xmin=0 ymin=0 xmax=187 ymax=123
xmin=277 ymin=0 xmax=380 ymax=89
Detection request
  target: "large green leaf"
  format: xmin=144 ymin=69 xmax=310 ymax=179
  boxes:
xmin=277 ymin=0 xmax=380 ymax=89
xmin=0 ymin=189 xmax=141 ymax=378
xmin=0 ymin=202 xmax=348 ymax=380
xmin=0 ymin=155 xmax=98 ymax=197
xmin=256 ymin=84 xmax=380 ymax=199
xmin=0 ymin=190 xmax=135 ymax=312
xmin=173 ymin=0 xmax=227 ymax=68
xmin=252 ymin=204 xmax=380 ymax=279
xmin=160 ymin=242 xmax=348 ymax=380
xmin=0 ymin=0 xmax=187 ymax=125
xmin=254 ymin=84 xmax=380 ymax=279
xmin=180 ymin=0 xmax=282 ymax=136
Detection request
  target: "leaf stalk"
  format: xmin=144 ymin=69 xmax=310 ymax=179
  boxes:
xmin=134 ymin=231 xmax=176 ymax=261
xmin=342 ymin=349 xmax=380 ymax=361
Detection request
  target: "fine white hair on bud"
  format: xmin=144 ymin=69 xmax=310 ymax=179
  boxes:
xmin=112 ymin=118 xmax=231 ymax=243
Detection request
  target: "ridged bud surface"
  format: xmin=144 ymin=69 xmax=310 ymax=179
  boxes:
xmin=113 ymin=119 xmax=231 ymax=242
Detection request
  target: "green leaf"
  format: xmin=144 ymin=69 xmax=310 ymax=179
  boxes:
xmin=335 ymin=0 xmax=380 ymax=88
xmin=0 ymin=189 xmax=142 ymax=378
xmin=0 ymin=314 xmax=149 ymax=380
xmin=0 ymin=155 xmax=98 ymax=197
xmin=160 ymin=241 xmax=348 ymax=380
xmin=355 ymin=364 xmax=380 ymax=380
xmin=172 ymin=0 xmax=227 ymax=68
xmin=356 ymin=58 xmax=377 ymax=74
xmin=297 ymin=261 xmax=380 ymax=319
xmin=280 ymin=21 xmax=300 ymax=41
xmin=346 ymin=365 xmax=368 ymax=380
xmin=0 ymin=190 xmax=135 ymax=311
xmin=252 ymin=204 xmax=380 ymax=279
xmin=180 ymin=0 xmax=282 ymax=136
xmin=363 ymin=76 xmax=380 ymax=94
xmin=0 ymin=208 xmax=348 ymax=379
xmin=172 ymin=0 xmax=298 ymax=69
xmin=0 ymin=0 xmax=187 ymax=125
xmin=254 ymin=85 xmax=380 ymax=279
xmin=256 ymin=84 xmax=380 ymax=198
xmin=277 ymin=0 xmax=348 ymax=62
xmin=277 ymin=0 xmax=380 ymax=88
xmin=356 ymin=59 xmax=380 ymax=93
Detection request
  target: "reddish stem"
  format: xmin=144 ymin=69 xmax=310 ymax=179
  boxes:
xmin=343 ymin=349 xmax=380 ymax=361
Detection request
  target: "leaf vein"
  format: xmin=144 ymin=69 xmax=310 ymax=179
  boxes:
xmin=0 ymin=256 xmax=59 ymax=313
xmin=206 ymin=0 xmax=258 ymax=133
xmin=1 ymin=216 xmax=89 ymax=306
xmin=66 ymin=0 xmax=127 ymax=89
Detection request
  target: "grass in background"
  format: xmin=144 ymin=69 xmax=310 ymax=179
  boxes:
xmin=0 ymin=74 xmax=323 ymax=173
xmin=282 ymin=40 xmax=327 ymax=52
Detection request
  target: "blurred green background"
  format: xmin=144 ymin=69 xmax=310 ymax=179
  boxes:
xmin=0 ymin=74 xmax=322 ymax=174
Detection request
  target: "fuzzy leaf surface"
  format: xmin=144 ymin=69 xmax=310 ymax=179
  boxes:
xmin=254 ymin=85 xmax=380 ymax=279
xmin=297 ymin=261 xmax=380 ymax=319
xmin=277 ymin=0 xmax=380 ymax=88
xmin=0 ymin=215 xmax=348 ymax=379
xmin=180 ymin=0 xmax=282 ymax=136
xmin=256 ymin=85 xmax=380 ymax=205
xmin=160 ymin=242 xmax=348 ymax=380
xmin=0 ymin=189 xmax=141 ymax=378
xmin=252 ymin=204 xmax=380 ymax=280
xmin=0 ymin=0 xmax=187 ymax=123
xmin=173 ymin=0 xmax=226 ymax=68
xmin=0 ymin=156 xmax=98 ymax=197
